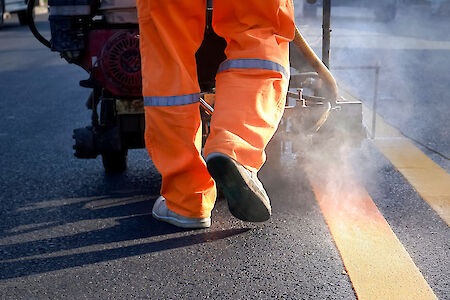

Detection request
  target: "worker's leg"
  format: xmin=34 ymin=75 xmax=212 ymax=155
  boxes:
xmin=204 ymin=0 xmax=295 ymax=173
xmin=137 ymin=0 xmax=216 ymax=218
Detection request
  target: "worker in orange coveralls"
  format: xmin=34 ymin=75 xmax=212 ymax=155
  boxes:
xmin=136 ymin=0 xmax=295 ymax=228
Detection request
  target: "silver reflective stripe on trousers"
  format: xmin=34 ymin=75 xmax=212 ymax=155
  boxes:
xmin=144 ymin=93 xmax=201 ymax=107
xmin=217 ymin=59 xmax=289 ymax=78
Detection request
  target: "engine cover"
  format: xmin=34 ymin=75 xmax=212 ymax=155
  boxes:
xmin=100 ymin=30 xmax=142 ymax=96
xmin=82 ymin=29 xmax=142 ymax=97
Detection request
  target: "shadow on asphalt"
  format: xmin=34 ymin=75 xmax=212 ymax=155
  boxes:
xmin=0 ymin=135 xmax=250 ymax=280
xmin=0 ymin=169 xmax=251 ymax=279
xmin=0 ymin=227 xmax=250 ymax=280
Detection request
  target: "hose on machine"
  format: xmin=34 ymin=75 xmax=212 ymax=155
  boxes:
xmin=27 ymin=0 xmax=51 ymax=49
xmin=292 ymin=25 xmax=338 ymax=101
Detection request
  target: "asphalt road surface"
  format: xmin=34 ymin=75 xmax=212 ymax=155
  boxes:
xmin=0 ymin=4 xmax=449 ymax=299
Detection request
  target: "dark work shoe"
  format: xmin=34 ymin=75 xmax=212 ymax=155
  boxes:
xmin=206 ymin=153 xmax=271 ymax=222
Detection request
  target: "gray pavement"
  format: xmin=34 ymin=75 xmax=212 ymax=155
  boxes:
xmin=0 ymin=6 xmax=449 ymax=299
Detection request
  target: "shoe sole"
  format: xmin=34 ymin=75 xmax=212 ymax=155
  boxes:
xmin=207 ymin=155 xmax=271 ymax=222
xmin=152 ymin=211 xmax=211 ymax=229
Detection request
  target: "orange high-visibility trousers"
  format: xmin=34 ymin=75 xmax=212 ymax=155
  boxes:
xmin=137 ymin=0 xmax=295 ymax=218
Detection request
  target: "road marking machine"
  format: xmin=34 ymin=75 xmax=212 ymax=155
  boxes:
xmin=27 ymin=0 xmax=365 ymax=172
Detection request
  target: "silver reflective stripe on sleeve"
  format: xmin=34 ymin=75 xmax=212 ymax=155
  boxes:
xmin=144 ymin=93 xmax=201 ymax=107
xmin=217 ymin=59 xmax=289 ymax=78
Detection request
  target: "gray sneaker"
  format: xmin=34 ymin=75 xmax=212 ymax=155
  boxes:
xmin=152 ymin=196 xmax=211 ymax=229
xmin=206 ymin=153 xmax=271 ymax=222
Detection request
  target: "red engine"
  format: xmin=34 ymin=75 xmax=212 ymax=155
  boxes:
xmin=81 ymin=29 xmax=142 ymax=98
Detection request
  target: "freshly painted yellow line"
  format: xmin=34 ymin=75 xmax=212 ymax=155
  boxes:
xmin=373 ymin=138 xmax=450 ymax=226
xmin=339 ymin=88 xmax=450 ymax=225
xmin=305 ymin=160 xmax=438 ymax=300
xmin=356 ymin=92 xmax=450 ymax=226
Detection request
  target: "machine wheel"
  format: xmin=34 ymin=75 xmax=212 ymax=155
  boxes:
xmin=0 ymin=0 xmax=5 ymax=29
xmin=102 ymin=150 xmax=128 ymax=173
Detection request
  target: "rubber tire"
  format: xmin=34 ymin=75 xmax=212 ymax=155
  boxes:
xmin=18 ymin=9 xmax=30 ymax=26
xmin=101 ymin=150 xmax=128 ymax=173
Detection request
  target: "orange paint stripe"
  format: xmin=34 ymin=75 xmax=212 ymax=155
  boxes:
xmin=305 ymin=160 xmax=437 ymax=300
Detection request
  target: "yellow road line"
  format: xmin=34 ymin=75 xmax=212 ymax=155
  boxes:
xmin=339 ymin=88 xmax=450 ymax=226
xmin=373 ymin=138 xmax=450 ymax=226
xmin=305 ymin=160 xmax=438 ymax=300
xmin=360 ymin=100 xmax=450 ymax=226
